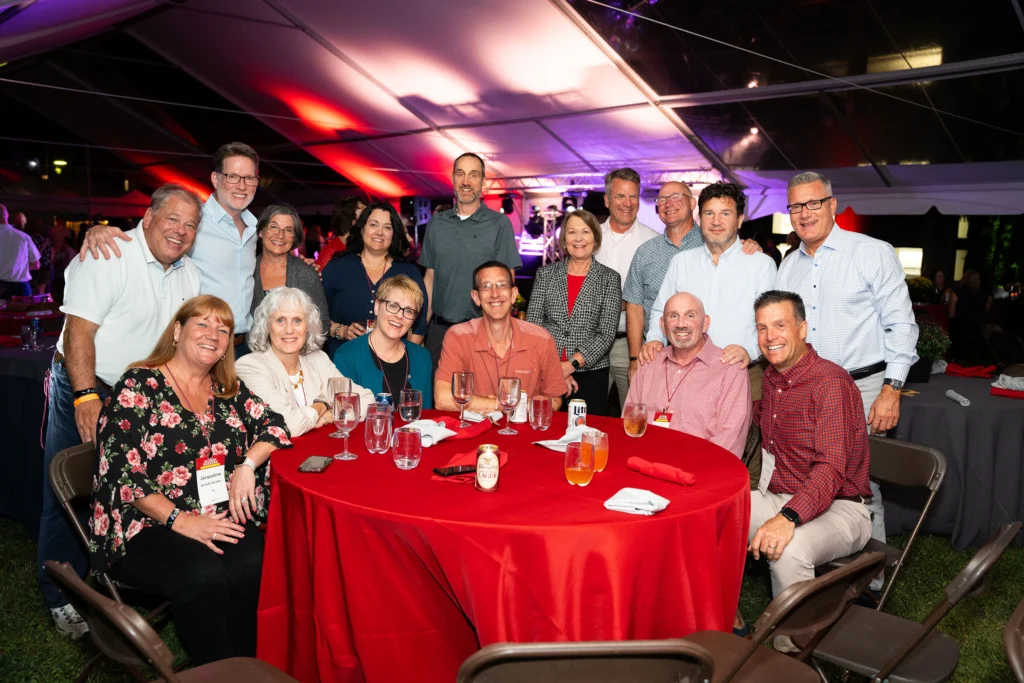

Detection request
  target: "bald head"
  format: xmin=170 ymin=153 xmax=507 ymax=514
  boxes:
xmin=0 ymin=205 xmax=7 ymax=224
xmin=656 ymin=182 xmax=695 ymax=230
xmin=660 ymin=291 xmax=710 ymax=355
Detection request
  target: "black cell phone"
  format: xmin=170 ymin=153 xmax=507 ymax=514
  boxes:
xmin=432 ymin=465 xmax=476 ymax=477
xmin=298 ymin=455 xmax=333 ymax=473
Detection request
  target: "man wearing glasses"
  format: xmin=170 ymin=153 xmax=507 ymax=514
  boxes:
xmin=79 ymin=142 xmax=262 ymax=357
xmin=776 ymin=171 xmax=918 ymax=592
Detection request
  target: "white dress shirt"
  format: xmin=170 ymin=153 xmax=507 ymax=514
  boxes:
xmin=57 ymin=227 xmax=201 ymax=386
xmin=775 ymin=225 xmax=919 ymax=382
xmin=595 ymin=218 xmax=657 ymax=332
xmin=189 ymin=195 xmax=258 ymax=334
xmin=646 ymin=238 xmax=777 ymax=360
xmin=0 ymin=223 xmax=41 ymax=282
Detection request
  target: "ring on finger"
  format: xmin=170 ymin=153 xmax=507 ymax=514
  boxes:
xmin=212 ymin=532 xmax=218 ymax=541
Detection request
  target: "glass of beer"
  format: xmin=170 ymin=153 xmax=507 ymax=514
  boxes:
xmin=623 ymin=402 xmax=648 ymax=438
xmin=564 ymin=442 xmax=594 ymax=486
xmin=582 ymin=430 xmax=609 ymax=472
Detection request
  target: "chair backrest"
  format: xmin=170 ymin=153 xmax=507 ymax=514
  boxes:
xmin=867 ymin=437 xmax=945 ymax=491
xmin=49 ymin=443 xmax=99 ymax=544
xmin=1006 ymin=597 xmax=1024 ymax=683
xmin=44 ymin=561 xmax=181 ymax=682
xmin=456 ymin=640 xmax=715 ymax=683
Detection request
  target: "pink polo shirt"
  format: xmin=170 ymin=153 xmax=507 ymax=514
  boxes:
xmin=436 ymin=317 xmax=565 ymax=400
xmin=624 ymin=337 xmax=751 ymax=457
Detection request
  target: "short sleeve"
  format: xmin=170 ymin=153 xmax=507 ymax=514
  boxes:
xmin=494 ymin=217 xmax=522 ymax=269
xmin=418 ymin=215 xmax=439 ymax=269
xmin=27 ymin=237 xmax=41 ymax=263
xmin=234 ymin=380 xmax=293 ymax=450
xmin=60 ymin=253 xmax=128 ymax=326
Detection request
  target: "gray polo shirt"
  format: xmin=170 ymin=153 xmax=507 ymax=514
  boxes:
xmin=419 ymin=204 xmax=522 ymax=322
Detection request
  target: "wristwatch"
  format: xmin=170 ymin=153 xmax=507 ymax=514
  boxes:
xmin=629 ymin=356 xmax=638 ymax=362
xmin=883 ymin=378 xmax=905 ymax=391
xmin=780 ymin=506 xmax=802 ymax=527
xmin=165 ymin=507 xmax=180 ymax=529
xmin=571 ymin=358 xmax=582 ymax=371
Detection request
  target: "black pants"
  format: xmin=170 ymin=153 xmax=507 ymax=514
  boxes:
xmin=425 ymin=318 xmax=453 ymax=375
xmin=562 ymin=367 xmax=610 ymax=417
xmin=108 ymin=520 xmax=264 ymax=666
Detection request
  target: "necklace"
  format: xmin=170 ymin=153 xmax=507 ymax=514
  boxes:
xmin=362 ymin=254 xmax=389 ymax=272
xmin=290 ymin=368 xmax=304 ymax=389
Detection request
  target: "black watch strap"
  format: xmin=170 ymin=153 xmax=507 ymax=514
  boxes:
xmin=780 ymin=506 xmax=802 ymax=527
xmin=571 ymin=358 xmax=582 ymax=370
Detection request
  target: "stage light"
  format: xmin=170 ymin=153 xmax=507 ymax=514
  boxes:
xmin=54 ymin=168 xmax=62 ymax=175
xmin=747 ymin=79 xmax=759 ymax=88
xmin=28 ymin=160 xmax=38 ymax=168
xmin=750 ymin=127 xmax=759 ymax=135
xmin=53 ymin=160 xmax=67 ymax=166
xmin=501 ymin=195 xmax=515 ymax=215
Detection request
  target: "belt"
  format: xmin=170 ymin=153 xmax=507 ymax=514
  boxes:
xmin=233 ymin=333 xmax=247 ymax=346
xmin=52 ymin=351 xmax=112 ymax=392
xmin=836 ymin=495 xmax=871 ymax=505
xmin=848 ymin=361 xmax=886 ymax=381
xmin=433 ymin=316 xmax=469 ymax=327
xmin=614 ymin=332 xmax=627 ymax=340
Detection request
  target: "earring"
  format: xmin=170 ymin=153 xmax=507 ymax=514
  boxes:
xmin=173 ymin=337 xmax=178 ymax=346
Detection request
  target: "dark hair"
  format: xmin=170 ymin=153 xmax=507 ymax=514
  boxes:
xmin=346 ymin=201 xmax=408 ymax=260
xmin=697 ymin=182 xmax=747 ymax=216
xmin=213 ymin=142 xmax=259 ymax=174
xmin=330 ymin=196 xmax=366 ymax=238
xmin=754 ymin=290 xmax=806 ymax=323
xmin=604 ymin=168 xmax=641 ymax=194
xmin=473 ymin=260 xmax=515 ymax=289
xmin=453 ymin=153 xmax=485 ymax=175
xmin=960 ymin=269 xmax=981 ymax=292
xmin=257 ymin=204 xmax=304 ymax=250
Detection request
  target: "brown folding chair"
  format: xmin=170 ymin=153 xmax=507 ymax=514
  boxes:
xmin=806 ymin=521 xmax=1023 ymax=683
xmin=684 ymin=551 xmax=887 ymax=683
xmin=1004 ymin=597 xmax=1024 ymax=683
xmin=818 ymin=437 xmax=946 ymax=610
xmin=457 ymin=640 xmax=715 ymax=683
xmin=45 ymin=561 xmax=297 ymax=682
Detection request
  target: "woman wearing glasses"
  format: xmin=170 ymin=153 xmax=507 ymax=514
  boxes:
xmin=321 ymin=202 xmax=428 ymax=357
xmin=333 ymin=275 xmax=433 ymax=408
xmin=249 ymin=204 xmax=332 ymax=344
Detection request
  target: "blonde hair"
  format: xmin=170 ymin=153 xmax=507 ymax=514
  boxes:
xmin=559 ymin=209 xmax=603 ymax=255
xmin=377 ymin=274 xmax=424 ymax=310
xmin=131 ymin=295 xmax=239 ymax=399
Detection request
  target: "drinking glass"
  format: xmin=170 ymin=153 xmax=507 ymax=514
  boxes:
xmin=399 ymin=389 xmax=422 ymax=422
xmin=20 ymin=325 xmax=31 ymax=350
xmin=363 ymin=404 xmax=392 ymax=453
xmin=332 ymin=392 xmax=360 ymax=460
xmin=564 ymin=441 xmax=594 ymax=486
xmin=583 ymin=430 xmax=609 ymax=472
xmin=623 ymin=402 xmax=648 ymax=438
xmin=497 ymin=377 xmax=522 ymax=436
xmin=452 ymin=372 xmax=474 ymax=428
xmin=391 ymin=426 xmax=422 ymax=470
xmin=529 ymin=396 xmax=553 ymax=431
xmin=327 ymin=377 xmax=352 ymax=438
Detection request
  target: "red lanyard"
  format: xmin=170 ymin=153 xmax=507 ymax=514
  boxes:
xmin=164 ymin=364 xmax=215 ymax=451
xmin=490 ymin=326 xmax=515 ymax=391
xmin=661 ymin=358 xmax=698 ymax=413
xmin=368 ymin=336 xmax=409 ymax=395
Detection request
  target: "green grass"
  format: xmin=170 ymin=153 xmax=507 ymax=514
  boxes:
xmin=1 ymin=518 xmax=1021 ymax=682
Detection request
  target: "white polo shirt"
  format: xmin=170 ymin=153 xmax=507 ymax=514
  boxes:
xmin=0 ymin=223 xmax=41 ymax=283
xmin=57 ymin=227 xmax=201 ymax=386
xmin=595 ymin=218 xmax=657 ymax=332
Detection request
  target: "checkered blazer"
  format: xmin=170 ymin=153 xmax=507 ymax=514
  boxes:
xmin=526 ymin=259 xmax=621 ymax=371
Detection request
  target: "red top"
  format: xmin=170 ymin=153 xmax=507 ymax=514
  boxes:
xmin=315 ymin=237 xmax=347 ymax=270
xmin=756 ymin=345 xmax=871 ymax=523
xmin=566 ymin=274 xmax=585 ymax=317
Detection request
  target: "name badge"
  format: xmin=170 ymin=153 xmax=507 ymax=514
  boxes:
xmin=195 ymin=454 xmax=229 ymax=508
xmin=651 ymin=411 xmax=673 ymax=429
xmin=758 ymin=447 xmax=776 ymax=496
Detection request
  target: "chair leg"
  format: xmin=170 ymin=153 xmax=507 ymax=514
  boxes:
xmin=811 ymin=658 xmax=831 ymax=683
xmin=74 ymin=653 xmax=102 ymax=683
xmin=123 ymin=663 xmax=151 ymax=682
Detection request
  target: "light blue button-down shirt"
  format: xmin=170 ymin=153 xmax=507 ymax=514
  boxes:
xmin=189 ymin=196 xmax=258 ymax=333
xmin=775 ymin=225 xmax=919 ymax=382
xmin=647 ymin=238 xmax=777 ymax=360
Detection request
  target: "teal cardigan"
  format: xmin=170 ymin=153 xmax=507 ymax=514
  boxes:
xmin=332 ymin=335 xmax=434 ymax=409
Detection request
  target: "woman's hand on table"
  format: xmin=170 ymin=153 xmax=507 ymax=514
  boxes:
xmin=315 ymin=408 xmax=334 ymax=428
xmin=173 ymin=510 xmax=245 ymax=555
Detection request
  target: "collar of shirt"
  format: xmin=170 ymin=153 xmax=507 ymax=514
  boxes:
xmin=472 ymin=317 xmax=524 ymax=357
xmin=797 ymin=223 xmax=849 ymax=258
xmin=204 ymin=194 xmax=257 ymax=233
xmin=601 ymin=217 xmax=644 ymax=239
xmin=134 ymin=225 xmax=186 ymax=271
xmin=659 ymin=335 xmax=715 ymax=369
xmin=699 ymin=235 xmax=742 ymax=264
xmin=764 ymin=343 xmax=822 ymax=387
xmin=452 ymin=203 xmax=491 ymax=223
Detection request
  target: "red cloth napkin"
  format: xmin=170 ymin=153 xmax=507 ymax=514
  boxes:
xmin=431 ymin=449 xmax=509 ymax=484
xmin=627 ymin=456 xmax=696 ymax=486
xmin=0 ymin=336 xmax=22 ymax=348
xmin=946 ymin=364 xmax=997 ymax=378
xmin=435 ymin=415 xmax=492 ymax=440
xmin=991 ymin=387 xmax=1024 ymax=400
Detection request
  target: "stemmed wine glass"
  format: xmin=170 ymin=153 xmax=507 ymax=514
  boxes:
xmin=327 ymin=376 xmax=352 ymax=437
xmin=332 ymin=392 xmax=361 ymax=460
xmin=497 ymin=377 xmax=522 ymax=435
xmin=452 ymin=372 xmax=474 ymax=428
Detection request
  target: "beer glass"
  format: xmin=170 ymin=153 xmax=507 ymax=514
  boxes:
xmin=623 ymin=402 xmax=648 ymax=438
xmin=582 ymin=430 xmax=609 ymax=472
xmin=564 ymin=441 xmax=594 ymax=486
xmin=529 ymin=396 xmax=553 ymax=431
xmin=392 ymin=426 xmax=422 ymax=470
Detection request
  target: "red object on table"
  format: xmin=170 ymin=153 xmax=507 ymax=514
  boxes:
xmin=431 ymin=448 xmax=509 ymax=484
xmin=627 ymin=456 xmax=697 ymax=486
xmin=257 ymin=411 xmax=750 ymax=683
xmin=991 ymin=386 xmax=1024 ymax=400
xmin=945 ymin=363 xmax=998 ymax=378
xmin=433 ymin=415 xmax=492 ymax=440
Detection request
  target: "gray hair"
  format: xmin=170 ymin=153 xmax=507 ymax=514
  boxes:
xmin=257 ymin=204 xmax=304 ymax=251
xmin=248 ymin=287 xmax=326 ymax=355
xmin=150 ymin=183 xmax=204 ymax=223
xmin=787 ymin=171 xmax=833 ymax=196
xmin=604 ymin=167 xmax=641 ymax=195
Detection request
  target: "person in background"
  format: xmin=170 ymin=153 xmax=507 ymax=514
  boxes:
xmin=237 ymin=287 xmax=373 ymax=436
xmin=52 ymin=236 xmax=77 ymax=304
xmin=526 ymin=210 xmax=620 ymax=415
xmin=756 ymin=232 xmax=783 ymax=267
xmin=49 ymin=216 xmax=71 ymax=248
xmin=783 ymin=231 xmax=801 ymax=258
xmin=39 ymin=184 xmax=203 ymax=637
xmin=931 ymin=268 xmax=952 ymax=305
xmin=334 ymin=275 xmax=434 ymax=408
xmin=89 ymin=295 xmax=290 ymax=666
xmin=0 ymin=204 xmax=40 ymax=298
xmin=303 ymin=224 xmax=323 ymax=261
xmin=322 ymin=202 xmax=428 ymax=357
xmin=25 ymin=217 xmax=54 ymax=294
xmin=249 ymin=204 xmax=331 ymax=344
xmin=948 ymin=269 xmax=992 ymax=362
xmin=315 ymin=197 xmax=367 ymax=270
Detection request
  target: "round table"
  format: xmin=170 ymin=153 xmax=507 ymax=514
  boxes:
xmin=256 ymin=411 xmax=750 ymax=683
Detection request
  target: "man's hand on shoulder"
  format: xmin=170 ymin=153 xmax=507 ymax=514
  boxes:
xmin=721 ymin=345 xmax=750 ymax=367
xmin=638 ymin=340 xmax=663 ymax=365
xmin=741 ymin=239 xmax=762 ymax=255
xmin=79 ymin=224 xmax=131 ymax=261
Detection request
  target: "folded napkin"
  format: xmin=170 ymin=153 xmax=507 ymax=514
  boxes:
xmin=463 ymin=410 xmax=504 ymax=424
xmin=993 ymin=374 xmax=1024 ymax=391
xmin=945 ymin=390 xmax=971 ymax=407
xmin=627 ymin=457 xmax=696 ymax=486
xmin=604 ymin=487 xmax=670 ymax=516
xmin=431 ymin=449 xmax=509 ymax=484
xmin=533 ymin=425 xmax=599 ymax=452
xmin=434 ymin=415 xmax=492 ymax=440
xmin=402 ymin=419 xmax=458 ymax=447
xmin=945 ymin=363 xmax=997 ymax=378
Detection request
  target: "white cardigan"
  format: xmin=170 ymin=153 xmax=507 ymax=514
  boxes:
xmin=236 ymin=349 xmax=375 ymax=437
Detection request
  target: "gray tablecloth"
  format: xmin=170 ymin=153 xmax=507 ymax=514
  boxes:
xmin=885 ymin=374 xmax=1024 ymax=550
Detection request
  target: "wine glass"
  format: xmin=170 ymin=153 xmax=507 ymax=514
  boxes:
xmin=332 ymin=392 xmax=360 ymax=460
xmin=327 ymin=377 xmax=352 ymax=437
xmin=529 ymin=396 xmax=553 ymax=431
xmin=452 ymin=372 xmax=474 ymax=428
xmin=363 ymin=403 xmax=392 ymax=454
xmin=399 ymin=389 xmax=422 ymax=422
xmin=497 ymin=377 xmax=522 ymax=436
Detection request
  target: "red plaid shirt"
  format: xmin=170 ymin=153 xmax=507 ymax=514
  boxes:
xmin=756 ymin=345 xmax=871 ymax=523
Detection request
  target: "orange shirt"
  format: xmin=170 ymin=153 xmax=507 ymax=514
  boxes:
xmin=436 ymin=317 xmax=565 ymax=399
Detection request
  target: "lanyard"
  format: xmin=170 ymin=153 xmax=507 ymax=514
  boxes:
xmin=368 ymin=336 xmax=409 ymax=395
xmin=164 ymin=364 xmax=215 ymax=451
xmin=661 ymin=357 xmax=699 ymax=413
xmin=489 ymin=327 xmax=515 ymax=391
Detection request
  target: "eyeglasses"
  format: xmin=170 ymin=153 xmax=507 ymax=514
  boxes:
xmin=266 ymin=225 xmax=295 ymax=236
xmin=786 ymin=196 xmax=833 ymax=214
xmin=655 ymin=192 xmax=692 ymax=205
xmin=379 ymin=298 xmax=419 ymax=320
xmin=476 ymin=281 xmax=511 ymax=292
xmin=218 ymin=172 xmax=260 ymax=186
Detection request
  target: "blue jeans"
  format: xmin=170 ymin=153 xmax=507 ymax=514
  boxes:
xmin=37 ymin=360 xmax=109 ymax=608
xmin=1 ymin=280 xmax=31 ymax=298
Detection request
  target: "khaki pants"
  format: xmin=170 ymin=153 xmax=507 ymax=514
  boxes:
xmin=750 ymin=490 xmax=872 ymax=597
xmin=607 ymin=337 xmax=630 ymax=409
xmin=855 ymin=371 xmax=886 ymax=591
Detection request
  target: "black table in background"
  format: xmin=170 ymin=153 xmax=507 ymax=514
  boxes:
xmin=885 ymin=374 xmax=1024 ymax=550
xmin=0 ymin=344 xmax=52 ymax=539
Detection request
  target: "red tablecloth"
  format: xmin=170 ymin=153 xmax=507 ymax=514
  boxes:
xmin=256 ymin=411 xmax=750 ymax=683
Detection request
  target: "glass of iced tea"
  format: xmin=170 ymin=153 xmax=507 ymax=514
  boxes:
xmin=564 ymin=442 xmax=594 ymax=486
xmin=582 ymin=430 xmax=609 ymax=472
xmin=623 ymin=402 xmax=648 ymax=438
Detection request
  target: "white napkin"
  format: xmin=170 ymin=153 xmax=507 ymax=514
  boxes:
xmin=463 ymin=410 xmax=504 ymax=424
xmin=533 ymin=425 xmax=598 ymax=452
xmin=945 ymin=390 xmax=970 ymax=407
xmin=993 ymin=374 xmax=1024 ymax=391
xmin=931 ymin=359 xmax=948 ymax=375
xmin=604 ymin=488 xmax=670 ymax=516
xmin=402 ymin=419 xmax=457 ymax=447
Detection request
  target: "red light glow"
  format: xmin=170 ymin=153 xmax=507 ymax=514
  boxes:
xmin=276 ymin=88 xmax=359 ymax=134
